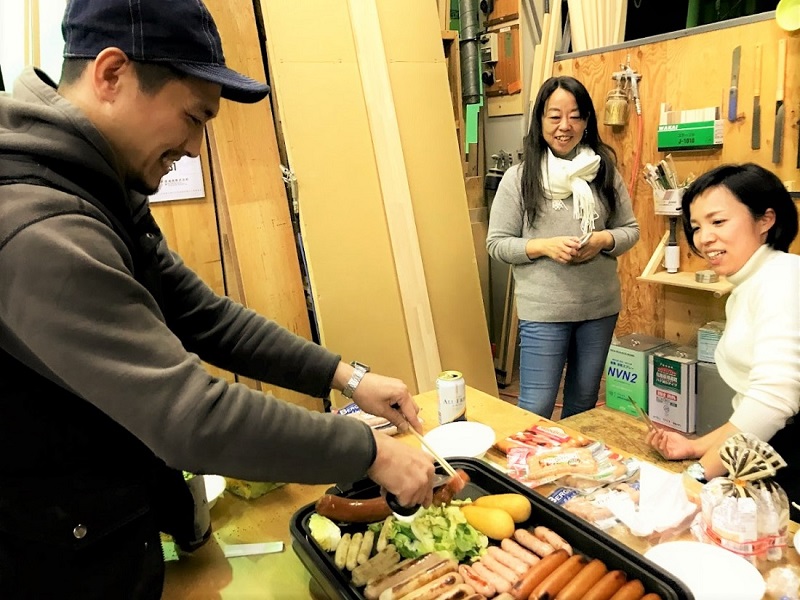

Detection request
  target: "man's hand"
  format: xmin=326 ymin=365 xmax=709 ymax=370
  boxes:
xmin=367 ymin=431 xmax=435 ymax=508
xmin=645 ymin=427 xmax=697 ymax=461
xmin=351 ymin=372 xmax=423 ymax=434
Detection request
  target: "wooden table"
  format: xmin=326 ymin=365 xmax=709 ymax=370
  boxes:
xmin=163 ymin=387 xmax=797 ymax=599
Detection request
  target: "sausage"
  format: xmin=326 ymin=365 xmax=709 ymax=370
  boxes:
xmin=609 ymin=579 xmax=646 ymax=600
xmin=529 ymin=554 xmax=588 ymax=600
xmin=397 ymin=571 xmax=463 ymax=600
xmin=513 ymin=529 xmax=556 ymax=558
xmin=501 ymin=538 xmax=540 ymax=566
xmin=487 ymin=546 xmax=530 ymax=576
xmin=378 ymin=557 xmax=458 ymax=600
xmin=480 ymin=552 xmax=520 ymax=585
xmin=365 ymin=554 xmax=441 ymax=600
xmin=533 ymin=526 xmax=573 ymax=556
xmin=580 ymin=570 xmax=628 ymax=600
xmin=640 ymin=595 xmax=662 ymax=600
xmin=432 ymin=469 xmax=471 ymax=505
xmin=346 ymin=532 xmax=363 ymax=571
xmin=334 ymin=533 xmax=351 ymax=569
xmin=351 ymin=545 xmax=400 ymax=587
xmin=376 ymin=516 xmax=394 ymax=553
xmin=315 ymin=494 xmax=393 ymax=523
xmin=494 ymin=595 xmax=516 ymax=600
xmin=472 ymin=561 xmax=512 ymax=594
xmin=458 ymin=564 xmax=496 ymax=597
xmin=358 ymin=529 xmax=376 ymax=565
xmin=553 ymin=557 xmax=607 ymax=600
xmin=433 ymin=585 xmax=484 ymax=600
xmin=506 ymin=548 xmax=569 ymax=600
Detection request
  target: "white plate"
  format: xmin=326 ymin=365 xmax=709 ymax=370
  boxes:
xmin=644 ymin=541 xmax=765 ymax=600
xmin=203 ymin=475 xmax=226 ymax=509
xmin=422 ymin=421 xmax=495 ymax=459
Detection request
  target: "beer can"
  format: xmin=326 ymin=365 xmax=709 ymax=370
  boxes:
xmin=437 ymin=370 xmax=466 ymax=425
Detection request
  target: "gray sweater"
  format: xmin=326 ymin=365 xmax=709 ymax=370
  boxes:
xmin=486 ymin=162 xmax=639 ymax=322
xmin=0 ymin=68 xmax=375 ymax=485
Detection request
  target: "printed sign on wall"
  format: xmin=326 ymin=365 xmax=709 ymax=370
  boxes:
xmin=149 ymin=156 xmax=206 ymax=203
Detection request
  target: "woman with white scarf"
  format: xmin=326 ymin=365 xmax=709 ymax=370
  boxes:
xmin=487 ymin=76 xmax=639 ymax=419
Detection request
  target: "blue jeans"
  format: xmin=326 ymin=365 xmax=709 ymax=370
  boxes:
xmin=517 ymin=314 xmax=618 ymax=419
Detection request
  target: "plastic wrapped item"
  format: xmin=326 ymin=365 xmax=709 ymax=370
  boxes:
xmin=765 ymin=566 xmax=800 ymax=600
xmin=691 ymin=433 xmax=789 ymax=564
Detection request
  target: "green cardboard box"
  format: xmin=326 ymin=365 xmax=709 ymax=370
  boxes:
xmin=605 ymin=334 xmax=671 ymax=417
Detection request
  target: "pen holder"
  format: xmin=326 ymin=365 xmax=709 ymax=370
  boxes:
xmin=653 ymin=188 xmax=684 ymax=216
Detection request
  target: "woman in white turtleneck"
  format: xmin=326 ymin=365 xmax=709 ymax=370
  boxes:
xmin=646 ymin=163 xmax=800 ymax=516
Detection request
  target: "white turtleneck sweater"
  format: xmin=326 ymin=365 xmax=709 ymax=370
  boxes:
xmin=718 ymin=244 xmax=800 ymax=441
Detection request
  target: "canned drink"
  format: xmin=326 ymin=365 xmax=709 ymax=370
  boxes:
xmin=437 ymin=370 xmax=466 ymax=425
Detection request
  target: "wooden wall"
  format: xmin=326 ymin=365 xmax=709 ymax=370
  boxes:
xmin=556 ymin=17 xmax=799 ymax=343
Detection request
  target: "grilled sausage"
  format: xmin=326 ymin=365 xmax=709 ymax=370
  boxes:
xmin=472 ymin=561 xmax=512 ymax=594
xmin=358 ymin=530 xmax=376 ymax=565
xmin=346 ymin=532 xmax=363 ymax=571
xmin=365 ymin=554 xmax=442 ymax=600
xmin=351 ymin=545 xmax=400 ymax=587
xmin=316 ymin=494 xmax=393 ymax=523
xmin=335 ymin=533 xmax=351 ymax=569
xmin=378 ymin=557 xmax=457 ymax=600
xmin=432 ymin=469 xmax=471 ymax=505
xmin=580 ymin=570 xmax=628 ymax=600
xmin=500 ymin=538 xmax=540 ymax=566
xmin=529 ymin=554 xmax=588 ymax=600
xmin=513 ymin=529 xmax=556 ymax=557
xmin=639 ymin=594 xmax=663 ymax=600
xmin=433 ymin=585 xmax=483 ymax=600
xmin=609 ymin=579 xmax=646 ymax=600
xmin=397 ymin=571 xmax=463 ymax=600
xmin=533 ymin=526 xmax=573 ymax=556
xmin=376 ymin=516 xmax=394 ymax=553
xmin=458 ymin=564 xmax=496 ymax=597
xmin=553 ymin=557 xmax=607 ymax=600
xmin=506 ymin=548 xmax=569 ymax=600
xmin=487 ymin=546 xmax=529 ymax=576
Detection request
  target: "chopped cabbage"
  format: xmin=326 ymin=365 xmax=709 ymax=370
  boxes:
xmin=309 ymin=513 xmax=342 ymax=552
xmin=369 ymin=505 xmax=487 ymax=562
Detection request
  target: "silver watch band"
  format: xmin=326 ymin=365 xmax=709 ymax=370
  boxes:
xmin=342 ymin=362 xmax=370 ymax=399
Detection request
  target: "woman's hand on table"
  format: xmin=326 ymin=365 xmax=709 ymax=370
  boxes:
xmin=367 ymin=431 xmax=435 ymax=508
xmin=645 ymin=427 xmax=697 ymax=461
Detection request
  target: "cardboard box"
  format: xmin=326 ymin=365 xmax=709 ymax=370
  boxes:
xmin=697 ymin=320 xmax=725 ymax=364
xmin=648 ymin=346 xmax=698 ymax=433
xmin=605 ymin=334 xmax=672 ymax=417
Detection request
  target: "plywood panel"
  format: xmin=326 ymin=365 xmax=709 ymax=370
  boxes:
xmin=260 ymin=0 xmax=498 ymax=398
xmin=203 ymin=0 xmax=320 ymax=411
xmin=556 ymin=19 xmax=799 ymax=341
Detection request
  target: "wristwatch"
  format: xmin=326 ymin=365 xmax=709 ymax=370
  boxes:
xmin=342 ymin=361 xmax=370 ymax=399
xmin=686 ymin=462 xmax=708 ymax=484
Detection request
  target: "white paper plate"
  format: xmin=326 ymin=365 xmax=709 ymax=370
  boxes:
xmin=203 ymin=475 xmax=226 ymax=509
xmin=644 ymin=541 xmax=765 ymax=600
xmin=422 ymin=421 xmax=495 ymax=459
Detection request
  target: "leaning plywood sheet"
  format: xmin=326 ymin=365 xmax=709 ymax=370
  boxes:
xmin=203 ymin=0 xmax=321 ymax=412
xmin=260 ymin=0 xmax=497 ymax=398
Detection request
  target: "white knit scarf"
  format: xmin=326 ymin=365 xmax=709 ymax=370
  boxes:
xmin=541 ymin=146 xmax=601 ymax=235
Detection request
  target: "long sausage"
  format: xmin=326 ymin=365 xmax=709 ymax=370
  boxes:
xmin=397 ymin=571 xmax=463 ymax=600
xmin=378 ymin=557 xmax=458 ymax=600
xmin=580 ymin=570 xmax=628 ymax=600
xmin=316 ymin=494 xmax=393 ymax=523
xmin=432 ymin=585 xmax=484 ymax=600
xmin=432 ymin=469 xmax=471 ymax=505
xmin=533 ymin=526 xmax=573 ymax=556
xmin=529 ymin=553 xmax=588 ymax=600
xmin=513 ymin=529 xmax=556 ymax=558
xmin=609 ymin=579 xmax=646 ymax=600
xmin=500 ymin=538 xmax=540 ymax=566
xmin=480 ymin=552 xmax=520 ymax=585
xmin=506 ymin=548 xmax=569 ymax=600
xmin=553 ymin=557 xmax=607 ymax=600
xmin=472 ymin=561 xmax=512 ymax=594
xmin=458 ymin=564 xmax=496 ymax=597
xmin=487 ymin=546 xmax=529 ymax=576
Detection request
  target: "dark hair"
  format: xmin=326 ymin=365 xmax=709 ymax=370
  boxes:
xmin=681 ymin=163 xmax=798 ymax=254
xmin=521 ymin=76 xmax=618 ymax=228
xmin=59 ymin=57 xmax=187 ymax=94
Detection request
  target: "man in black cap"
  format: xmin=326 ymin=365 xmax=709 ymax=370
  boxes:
xmin=0 ymin=0 xmax=435 ymax=597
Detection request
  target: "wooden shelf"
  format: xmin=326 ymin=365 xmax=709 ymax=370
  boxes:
xmin=637 ymin=271 xmax=733 ymax=297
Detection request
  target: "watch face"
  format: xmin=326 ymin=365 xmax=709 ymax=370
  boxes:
xmin=687 ymin=463 xmax=705 ymax=480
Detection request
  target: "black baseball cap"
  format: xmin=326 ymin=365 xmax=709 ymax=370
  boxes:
xmin=62 ymin=0 xmax=269 ymax=104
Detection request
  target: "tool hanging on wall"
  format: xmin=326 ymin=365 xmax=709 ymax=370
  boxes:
xmin=773 ymin=38 xmax=787 ymax=164
xmin=604 ymin=57 xmax=642 ymax=197
xmin=751 ymin=44 xmax=762 ymax=150
xmin=727 ymin=45 xmax=740 ymax=123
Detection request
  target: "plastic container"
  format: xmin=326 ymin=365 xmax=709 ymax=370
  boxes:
xmin=289 ymin=457 xmax=694 ymax=600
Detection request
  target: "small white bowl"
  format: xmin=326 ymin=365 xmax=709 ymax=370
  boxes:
xmin=422 ymin=421 xmax=495 ymax=459
xmin=203 ymin=475 xmax=226 ymax=509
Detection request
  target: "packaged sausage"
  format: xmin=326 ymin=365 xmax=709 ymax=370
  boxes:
xmin=691 ymin=433 xmax=789 ymax=564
